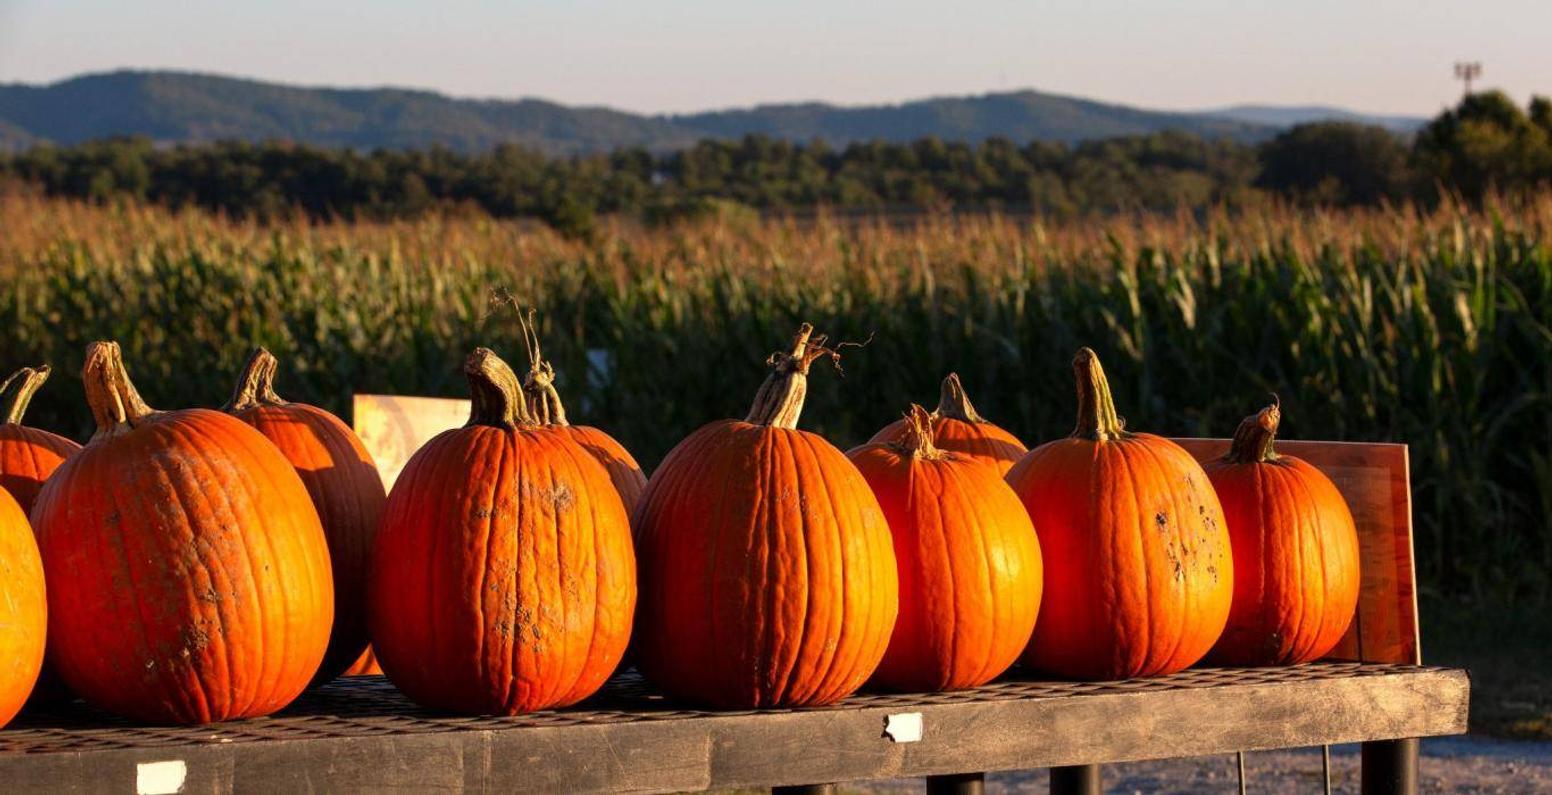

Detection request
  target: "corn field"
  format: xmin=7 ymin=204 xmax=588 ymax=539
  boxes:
xmin=2 ymin=192 xmax=1549 ymax=604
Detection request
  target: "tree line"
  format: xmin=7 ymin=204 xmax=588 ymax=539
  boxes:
xmin=3 ymin=91 xmax=1549 ymax=236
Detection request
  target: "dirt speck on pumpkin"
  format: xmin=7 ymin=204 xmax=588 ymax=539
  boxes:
xmin=544 ymin=482 xmax=576 ymax=513
xmin=1155 ymin=511 xmax=1169 ymax=530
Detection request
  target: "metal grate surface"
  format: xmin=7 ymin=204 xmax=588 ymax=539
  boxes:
xmin=1 ymin=663 xmax=1439 ymax=756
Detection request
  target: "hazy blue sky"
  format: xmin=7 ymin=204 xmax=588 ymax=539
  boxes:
xmin=1 ymin=0 xmax=1547 ymax=115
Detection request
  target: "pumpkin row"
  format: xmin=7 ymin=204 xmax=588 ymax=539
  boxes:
xmin=0 ymin=323 xmax=1359 ymax=727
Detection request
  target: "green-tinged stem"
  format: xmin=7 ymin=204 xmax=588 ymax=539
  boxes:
xmin=1071 ymin=347 xmax=1127 ymax=441
xmin=892 ymin=403 xmax=945 ymax=459
xmin=82 ymin=341 xmax=157 ymax=438
xmin=935 ymin=372 xmax=985 ymax=423
xmin=745 ymin=323 xmax=831 ymax=429
xmin=0 ymin=365 xmax=50 ymax=425
xmin=1225 ymin=397 xmax=1281 ymax=464
xmin=465 ymin=347 xmax=536 ymax=429
xmin=223 ymin=347 xmax=285 ymax=411
xmin=517 ymin=308 xmax=570 ymax=426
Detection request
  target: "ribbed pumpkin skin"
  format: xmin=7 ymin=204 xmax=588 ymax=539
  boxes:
xmin=848 ymin=428 xmax=1042 ymax=692
xmin=0 ymin=488 xmax=46 ymax=728
xmin=1008 ymin=434 xmax=1232 ymax=679
xmin=0 ymin=425 xmax=78 ymax=514
xmin=1006 ymin=349 xmax=1232 ymax=681
xmin=554 ymin=424 xmax=647 ymax=517
xmin=369 ymin=424 xmax=635 ymax=715
xmin=1202 ymin=408 xmax=1360 ymax=666
xmin=0 ymin=366 xmax=81 ymax=707
xmin=635 ymin=421 xmax=899 ymax=708
xmin=869 ymin=417 xmax=1026 ymax=475
xmin=229 ymin=401 xmax=386 ymax=684
xmin=33 ymin=408 xmax=334 ymax=723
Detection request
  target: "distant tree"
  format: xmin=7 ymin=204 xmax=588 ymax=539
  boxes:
xmin=1256 ymin=122 xmax=1411 ymax=205
xmin=1412 ymin=91 xmax=1552 ymax=201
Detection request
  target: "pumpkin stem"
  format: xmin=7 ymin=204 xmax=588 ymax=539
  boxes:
xmin=517 ymin=308 xmax=570 ymax=427
xmin=745 ymin=323 xmax=841 ymax=429
xmin=935 ymin=373 xmax=985 ymax=423
xmin=891 ymin=404 xmax=946 ymax=459
xmin=1071 ymin=347 xmax=1127 ymax=441
xmin=1225 ymin=395 xmax=1281 ymax=464
xmin=0 ymin=365 xmax=50 ymax=425
xmin=82 ymin=341 xmax=157 ymax=438
xmin=464 ymin=347 xmax=536 ymax=430
xmin=222 ymin=347 xmax=285 ymax=412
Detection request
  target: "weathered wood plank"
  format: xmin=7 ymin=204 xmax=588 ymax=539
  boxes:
xmin=1 ymin=666 xmax=1468 ymax=794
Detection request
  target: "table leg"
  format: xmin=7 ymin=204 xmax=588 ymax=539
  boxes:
xmin=1050 ymin=764 xmax=1101 ymax=795
xmin=1361 ymin=738 xmax=1419 ymax=795
xmin=927 ymin=772 xmax=985 ymax=794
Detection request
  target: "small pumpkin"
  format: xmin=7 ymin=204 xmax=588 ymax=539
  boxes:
xmin=518 ymin=313 xmax=647 ymax=516
xmin=1 ymin=365 xmax=81 ymax=708
xmin=1007 ymin=348 xmax=1232 ymax=680
xmin=634 ymin=324 xmax=898 ymax=708
xmin=867 ymin=374 xmax=1026 ymax=474
xmin=224 ymin=348 xmax=387 ymax=685
xmin=344 ymin=646 xmax=382 ymax=677
xmin=1203 ymin=400 xmax=1361 ymax=666
xmin=0 ymin=365 xmax=81 ymax=513
xmin=0 ymin=487 xmax=45 ymax=729
xmin=368 ymin=348 xmax=635 ymax=715
xmin=31 ymin=341 xmax=334 ymax=724
xmin=848 ymin=405 xmax=1042 ymax=692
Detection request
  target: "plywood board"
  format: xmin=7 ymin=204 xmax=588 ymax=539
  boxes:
xmin=351 ymin=394 xmax=469 ymax=489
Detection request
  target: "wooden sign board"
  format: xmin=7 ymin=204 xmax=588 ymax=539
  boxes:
xmin=352 ymin=394 xmax=470 ymax=489
xmin=350 ymin=394 xmax=1421 ymax=667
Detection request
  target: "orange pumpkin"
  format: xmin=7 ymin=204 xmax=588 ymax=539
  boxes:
xmin=0 ymin=365 xmax=80 ymax=512
xmin=368 ymin=348 xmax=635 ymax=715
xmin=518 ymin=315 xmax=647 ymax=516
xmin=634 ymin=324 xmax=898 ymax=708
xmin=0 ymin=487 xmax=45 ymax=728
xmin=224 ymin=348 xmax=387 ymax=685
xmin=344 ymin=646 xmax=382 ymax=676
xmin=849 ymin=405 xmax=1042 ymax=692
xmin=1007 ymin=348 xmax=1232 ymax=680
xmin=1203 ymin=400 xmax=1361 ymax=666
xmin=1 ymin=365 xmax=81 ymax=708
xmin=31 ymin=341 xmax=334 ymax=724
xmin=868 ymin=374 xmax=1026 ymax=474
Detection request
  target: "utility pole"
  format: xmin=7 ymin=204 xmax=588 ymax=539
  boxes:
xmin=1453 ymin=62 xmax=1482 ymax=97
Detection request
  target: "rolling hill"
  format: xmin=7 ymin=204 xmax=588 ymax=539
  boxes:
xmin=0 ymin=70 xmax=1418 ymax=155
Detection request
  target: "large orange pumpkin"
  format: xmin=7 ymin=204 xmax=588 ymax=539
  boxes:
xmin=1 ymin=365 xmax=80 ymax=707
xmin=31 ymin=341 xmax=334 ymax=724
xmin=0 ymin=487 xmax=46 ymax=729
xmin=518 ymin=316 xmax=647 ymax=516
xmin=868 ymin=374 xmax=1026 ymax=474
xmin=368 ymin=348 xmax=635 ymax=715
xmin=0 ymin=365 xmax=80 ymax=512
xmin=849 ymin=405 xmax=1042 ymax=692
xmin=223 ymin=348 xmax=387 ymax=685
xmin=1007 ymin=348 xmax=1232 ymax=680
xmin=634 ymin=324 xmax=898 ymax=708
xmin=1203 ymin=400 xmax=1361 ymax=666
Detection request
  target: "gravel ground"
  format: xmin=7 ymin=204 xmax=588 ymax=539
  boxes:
xmin=850 ymin=737 xmax=1552 ymax=793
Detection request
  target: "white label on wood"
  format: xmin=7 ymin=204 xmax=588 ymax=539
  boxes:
xmin=136 ymin=760 xmax=187 ymax=794
xmin=883 ymin=712 xmax=923 ymax=743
